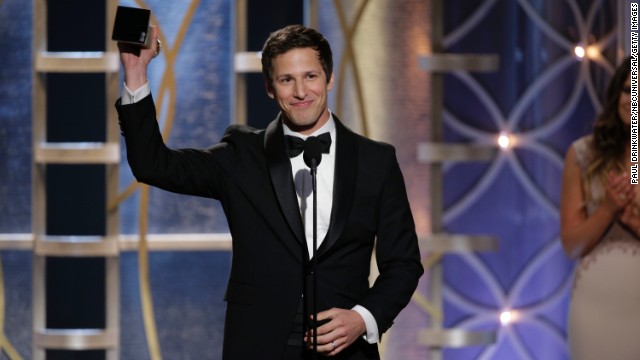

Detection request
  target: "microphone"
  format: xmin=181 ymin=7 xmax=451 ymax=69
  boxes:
xmin=303 ymin=136 xmax=324 ymax=170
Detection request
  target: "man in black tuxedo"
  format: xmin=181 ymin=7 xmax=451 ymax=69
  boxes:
xmin=116 ymin=24 xmax=423 ymax=359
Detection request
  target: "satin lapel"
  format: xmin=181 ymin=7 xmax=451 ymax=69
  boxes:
xmin=264 ymin=116 xmax=307 ymax=257
xmin=320 ymin=116 xmax=357 ymax=255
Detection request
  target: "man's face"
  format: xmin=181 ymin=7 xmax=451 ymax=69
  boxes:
xmin=267 ymin=47 xmax=334 ymax=135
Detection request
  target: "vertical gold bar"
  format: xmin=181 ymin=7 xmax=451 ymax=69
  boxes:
xmin=105 ymin=1 xmax=121 ymax=359
xmin=304 ymin=0 xmax=319 ymax=29
xmin=235 ymin=0 xmax=248 ymax=125
xmin=32 ymin=1 xmax=47 ymax=358
xmin=429 ymin=0 xmax=444 ymax=359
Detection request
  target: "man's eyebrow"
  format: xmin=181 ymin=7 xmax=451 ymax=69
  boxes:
xmin=276 ymin=70 xmax=320 ymax=77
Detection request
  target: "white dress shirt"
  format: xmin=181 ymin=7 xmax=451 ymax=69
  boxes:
xmin=121 ymin=81 xmax=151 ymax=105
xmin=282 ymin=120 xmax=335 ymax=259
xmin=283 ymin=115 xmax=379 ymax=344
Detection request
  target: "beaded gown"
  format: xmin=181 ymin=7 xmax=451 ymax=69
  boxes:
xmin=568 ymin=136 xmax=640 ymax=359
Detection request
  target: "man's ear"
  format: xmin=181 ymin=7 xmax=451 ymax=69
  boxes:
xmin=327 ymin=73 xmax=335 ymax=91
xmin=265 ymin=80 xmax=275 ymax=99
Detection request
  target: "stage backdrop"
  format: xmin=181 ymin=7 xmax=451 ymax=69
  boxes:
xmin=440 ymin=1 xmax=615 ymax=360
xmin=0 ymin=0 xmax=35 ymax=358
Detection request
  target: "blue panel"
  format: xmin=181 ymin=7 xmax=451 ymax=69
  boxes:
xmin=116 ymin=1 xmax=233 ymax=358
xmin=118 ymin=0 xmax=233 ymax=234
xmin=0 ymin=0 xmax=32 ymax=233
xmin=2 ymin=251 xmax=33 ymax=359
xmin=120 ymin=251 xmax=230 ymax=360
xmin=442 ymin=1 xmax=614 ymax=359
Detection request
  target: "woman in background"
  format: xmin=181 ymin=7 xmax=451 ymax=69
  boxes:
xmin=561 ymin=56 xmax=640 ymax=359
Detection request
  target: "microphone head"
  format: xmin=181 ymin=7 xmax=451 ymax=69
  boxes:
xmin=303 ymin=136 xmax=323 ymax=169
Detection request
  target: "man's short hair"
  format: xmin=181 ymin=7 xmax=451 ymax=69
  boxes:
xmin=261 ymin=24 xmax=333 ymax=85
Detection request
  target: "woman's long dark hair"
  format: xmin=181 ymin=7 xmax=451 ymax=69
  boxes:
xmin=588 ymin=56 xmax=632 ymax=182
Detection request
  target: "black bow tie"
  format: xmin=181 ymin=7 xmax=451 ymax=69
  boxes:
xmin=285 ymin=132 xmax=332 ymax=158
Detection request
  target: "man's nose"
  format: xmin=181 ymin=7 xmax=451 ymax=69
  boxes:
xmin=294 ymin=82 xmax=307 ymax=99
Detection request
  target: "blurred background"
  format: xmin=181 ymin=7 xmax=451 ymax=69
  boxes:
xmin=0 ymin=0 xmax=631 ymax=359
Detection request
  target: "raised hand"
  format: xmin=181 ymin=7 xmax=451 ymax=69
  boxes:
xmin=117 ymin=25 xmax=160 ymax=91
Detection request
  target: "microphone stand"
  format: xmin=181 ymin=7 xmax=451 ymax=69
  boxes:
xmin=303 ymin=136 xmax=323 ymax=359
xmin=310 ymin=159 xmax=319 ymax=359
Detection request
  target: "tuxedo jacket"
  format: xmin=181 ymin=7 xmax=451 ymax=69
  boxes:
xmin=116 ymin=95 xmax=423 ymax=360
